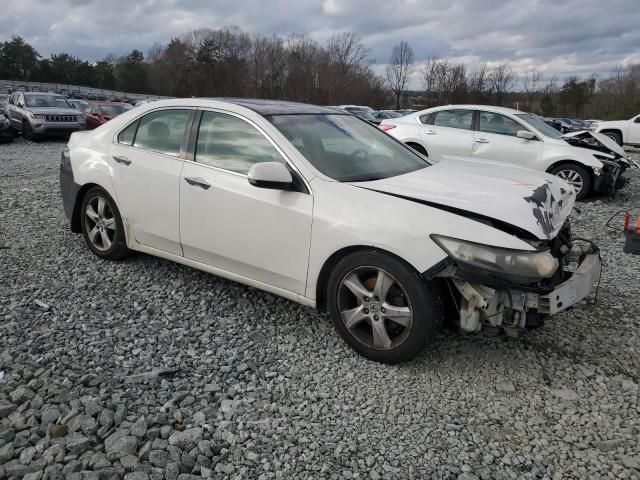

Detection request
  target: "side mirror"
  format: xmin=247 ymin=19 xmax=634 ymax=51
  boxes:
xmin=247 ymin=161 xmax=293 ymax=190
xmin=516 ymin=130 xmax=536 ymax=140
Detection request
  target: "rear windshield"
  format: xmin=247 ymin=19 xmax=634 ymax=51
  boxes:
xmin=100 ymin=104 xmax=130 ymax=117
xmin=267 ymin=114 xmax=428 ymax=182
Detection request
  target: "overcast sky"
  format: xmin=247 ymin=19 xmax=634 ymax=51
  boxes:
xmin=3 ymin=0 xmax=639 ymax=88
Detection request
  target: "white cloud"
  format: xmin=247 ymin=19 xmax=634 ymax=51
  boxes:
xmin=2 ymin=0 xmax=637 ymax=87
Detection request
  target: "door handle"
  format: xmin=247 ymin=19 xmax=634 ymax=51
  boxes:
xmin=184 ymin=177 xmax=211 ymax=190
xmin=423 ymin=129 xmax=437 ymax=135
xmin=475 ymin=138 xmax=490 ymax=144
xmin=112 ymin=155 xmax=132 ymax=165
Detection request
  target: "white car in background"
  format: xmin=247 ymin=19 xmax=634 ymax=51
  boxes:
xmin=380 ymin=105 xmax=630 ymax=199
xmin=590 ymin=114 xmax=640 ymax=147
xmin=60 ymin=98 xmax=601 ymax=363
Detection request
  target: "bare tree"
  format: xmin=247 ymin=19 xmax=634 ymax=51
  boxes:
xmin=467 ymin=63 xmax=488 ymax=104
xmin=326 ymin=32 xmax=369 ymax=103
xmin=488 ymin=64 xmax=514 ymax=106
xmin=386 ymin=41 xmax=414 ymax=108
xmin=522 ymin=70 xmax=544 ymax=110
xmin=421 ymin=57 xmax=440 ymax=106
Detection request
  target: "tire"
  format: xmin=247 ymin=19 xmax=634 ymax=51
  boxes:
xmin=327 ymin=250 xmax=444 ymax=363
xmin=551 ymin=163 xmax=592 ymax=200
xmin=22 ymin=121 xmax=39 ymax=142
xmin=80 ymin=187 xmax=130 ymax=260
xmin=603 ymin=131 xmax=622 ymax=146
xmin=406 ymin=142 xmax=428 ymax=156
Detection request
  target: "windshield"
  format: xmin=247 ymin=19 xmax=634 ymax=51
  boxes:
xmin=25 ymin=95 xmax=72 ymax=108
xmin=267 ymin=114 xmax=428 ymax=182
xmin=516 ymin=113 xmax=563 ymax=139
xmin=100 ymin=104 xmax=130 ymax=117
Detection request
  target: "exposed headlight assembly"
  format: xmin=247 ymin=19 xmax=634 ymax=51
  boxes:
xmin=431 ymin=235 xmax=559 ymax=282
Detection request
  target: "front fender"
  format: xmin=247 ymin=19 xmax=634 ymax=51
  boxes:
xmin=542 ymin=146 xmax=603 ymax=172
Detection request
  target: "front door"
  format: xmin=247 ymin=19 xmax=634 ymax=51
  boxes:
xmin=471 ymin=111 xmax=543 ymax=169
xmin=179 ymin=110 xmax=313 ymax=295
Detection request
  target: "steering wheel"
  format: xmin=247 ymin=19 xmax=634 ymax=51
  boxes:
xmin=350 ymin=148 xmax=369 ymax=159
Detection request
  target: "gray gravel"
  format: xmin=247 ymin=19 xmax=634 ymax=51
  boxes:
xmin=1 ymin=138 xmax=639 ymax=480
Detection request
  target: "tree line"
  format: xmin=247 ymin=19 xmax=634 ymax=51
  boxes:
xmin=1 ymin=32 xmax=638 ymax=119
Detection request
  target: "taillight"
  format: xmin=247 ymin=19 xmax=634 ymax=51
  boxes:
xmin=379 ymin=124 xmax=396 ymax=132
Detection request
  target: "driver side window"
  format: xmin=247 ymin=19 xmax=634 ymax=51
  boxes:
xmin=479 ymin=112 xmax=524 ymax=137
xmin=195 ymin=111 xmax=285 ymax=175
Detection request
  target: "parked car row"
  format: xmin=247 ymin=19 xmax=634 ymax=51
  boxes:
xmin=59 ymin=98 xmax=606 ymax=363
xmin=2 ymin=91 xmax=135 ymax=141
xmin=379 ymin=104 xmax=636 ymax=199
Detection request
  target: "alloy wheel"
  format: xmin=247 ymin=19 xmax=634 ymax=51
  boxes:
xmin=337 ymin=267 xmax=413 ymax=350
xmin=556 ymin=169 xmax=584 ymax=195
xmin=84 ymin=196 xmax=116 ymax=251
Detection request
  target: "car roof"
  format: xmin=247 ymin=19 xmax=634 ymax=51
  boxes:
xmin=204 ymin=98 xmax=341 ymax=115
xmin=423 ymin=104 xmax=523 ymax=115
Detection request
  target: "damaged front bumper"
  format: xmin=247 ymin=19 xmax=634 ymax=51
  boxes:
xmin=593 ymin=160 xmax=626 ymax=195
xmin=435 ymin=247 xmax=601 ymax=335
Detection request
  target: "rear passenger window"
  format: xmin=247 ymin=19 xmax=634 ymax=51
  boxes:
xmin=118 ymin=120 xmax=138 ymax=146
xmin=133 ymin=110 xmax=191 ymax=157
xmin=195 ymin=111 xmax=284 ymax=174
xmin=432 ymin=110 xmax=474 ymax=130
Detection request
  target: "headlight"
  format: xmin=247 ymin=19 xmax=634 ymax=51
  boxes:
xmin=589 ymin=123 xmax=598 ymax=131
xmin=33 ymin=114 xmax=47 ymax=120
xmin=431 ymin=235 xmax=559 ymax=281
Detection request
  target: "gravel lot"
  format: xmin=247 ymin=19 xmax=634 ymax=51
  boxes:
xmin=1 ymin=138 xmax=639 ymax=480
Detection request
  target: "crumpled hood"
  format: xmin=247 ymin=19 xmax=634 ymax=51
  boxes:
xmin=562 ymin=130 xmax=627 ymax=159
xmin=28 ymin=107 xmax=80 ymax=116
xmin=353 ymin=158 xmax=576 ymax=241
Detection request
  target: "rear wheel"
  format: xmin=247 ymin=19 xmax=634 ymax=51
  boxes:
xmin=327 ymin=250 xmax=443 ymax=363
xmin=80 ymin=187 xmax=130 ymax=260
xmin=603 ymin=131 xmax=622 ymax=146
xmin=551 ymin=163 xmax=592 ymax=200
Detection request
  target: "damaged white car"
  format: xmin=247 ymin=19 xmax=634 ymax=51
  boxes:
xmin=380 ymin=105 xmax=632 ymax=199
xmin=60 ymin=99 xmax=601 ymax=363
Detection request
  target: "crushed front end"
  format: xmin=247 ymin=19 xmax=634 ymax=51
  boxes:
xmin=430 ymin=221 xmax=602 ymax=337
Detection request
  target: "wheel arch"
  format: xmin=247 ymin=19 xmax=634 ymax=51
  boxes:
xmin=405 ymin=141 xmax=428 ymax=156
xmin=70 ymin=182 xmax=101 ymax=233
xmin=599 ymin=128 xmax=623 ymax=142
xmin=315 ymin=245 xmax=426 ymax=312
xmin=546 ymin=159 xmax=596 ymax=177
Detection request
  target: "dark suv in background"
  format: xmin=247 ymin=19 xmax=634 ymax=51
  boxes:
xmin=6 ymin=92 xmax=86 ymax=140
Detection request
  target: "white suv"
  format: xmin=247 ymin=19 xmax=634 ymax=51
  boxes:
xmin=380 ymin=105 xmax=629 ymax=199
xmin=590 ymin=114 xmax=640 ymax=147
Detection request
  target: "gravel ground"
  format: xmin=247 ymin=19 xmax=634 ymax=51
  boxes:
xmin=0 ymin=138 xmax=639 ymax=480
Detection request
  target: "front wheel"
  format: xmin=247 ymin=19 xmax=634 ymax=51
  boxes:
xmin=551 ymin=164 xmax=592 ymax=200
xmin=80 ymin=187 xmax=130 ymax=260
xmin=603 ymin=131 xmax=622 ymax=146
xmin=22 ymin=121 xmax=38 ymax=142
xmin=327 ymin=250 xmax=444 ymax=363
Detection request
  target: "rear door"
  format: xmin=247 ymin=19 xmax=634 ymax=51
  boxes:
xmin=419 ymin=109 xmax=475 ymax=162
xmin=108 ymin=108 xmax=194 ymax=255
xmin=471 ymin=111 xmax=543 ymax=169
xmin=179 ymin=109 xmax=313 ymax=295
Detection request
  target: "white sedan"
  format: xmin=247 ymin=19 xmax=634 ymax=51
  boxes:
xmin=60 ymin=98 xmax=601 ymax=363
xmin=380 ymin=105 xmax=629 ymax=199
